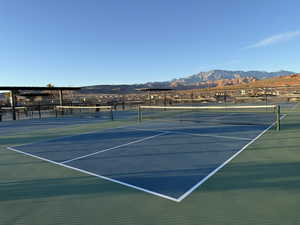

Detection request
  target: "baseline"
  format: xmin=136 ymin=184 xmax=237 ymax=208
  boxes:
xmin=6 ymin=146 xmax=179 ymax=202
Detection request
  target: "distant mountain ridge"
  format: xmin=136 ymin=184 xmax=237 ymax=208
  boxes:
xmin=80 ymin=70 xmax=295 ymax=94
xmin=190 ymin=73 xmax=300 ymax=91
xmin=170 ymin=70 xmax=294 ymax=85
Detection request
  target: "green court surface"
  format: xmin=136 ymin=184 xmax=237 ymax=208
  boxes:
xmin=1 ymin=105 xmax=300 ymax=225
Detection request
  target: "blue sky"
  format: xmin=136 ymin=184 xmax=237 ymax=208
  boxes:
xmin=0 ymin=0 xmax=299 ymax=86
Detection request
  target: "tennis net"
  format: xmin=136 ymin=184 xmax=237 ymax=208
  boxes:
xmin=55 ymin=105 xmax=114 ymax=120
xmin=138 ymin=105 xmax=281 ymax=130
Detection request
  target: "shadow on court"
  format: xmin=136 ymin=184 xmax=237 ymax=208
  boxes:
xmin=1 ymin=161 xmax=300 ymax=202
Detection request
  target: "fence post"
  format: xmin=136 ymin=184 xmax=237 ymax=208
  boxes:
xmin=38 ymin=104 xmax=41 ymax=119
xmin=55 ymin=106 xmax=58 ymax=118
xmin=110 ymin=108 xmax=114 ymax=121
xmin=138 ymin=105 xmax=142 ymax=122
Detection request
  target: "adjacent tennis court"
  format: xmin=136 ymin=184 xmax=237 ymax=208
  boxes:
xmin=7 ymin=105 xmax=281 ymax=202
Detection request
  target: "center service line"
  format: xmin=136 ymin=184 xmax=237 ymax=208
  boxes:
xmin=61 ymin=132 xmax=168 ymax=164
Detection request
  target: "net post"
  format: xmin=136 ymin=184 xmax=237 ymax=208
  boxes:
xmin=95 ymin=104 xmax=99 ymax=113
xmin=276 ymin=105 xmax=280 ymax=131
xmin=122 ymin=94 xmax=125 ymax=110
xmin=138 ymin=105 xmax=142 ymax=122
xmin=24 ymin=107 xmax=28 ymax=117
xmin=110 ymin=107 xmax=114 ymax=121
xmin=61 ymin=106 xmax=64 ymax=116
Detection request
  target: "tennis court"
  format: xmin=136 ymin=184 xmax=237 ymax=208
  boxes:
xmin=0 ymin=106 xmax=120 ymax=136
xmin=7 ymin=105 xmax=281 ymax=202
xmin=2 ymin=103 xmax=300 ymax=225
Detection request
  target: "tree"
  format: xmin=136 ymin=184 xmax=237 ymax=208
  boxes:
xmin=47 ymin=83 xmax=54 ymax=88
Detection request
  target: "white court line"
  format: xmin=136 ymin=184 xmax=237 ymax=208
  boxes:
xmin=168 ymin=131 xmax=252 ymax=141
xmin=6 ymin=146 xmax=179 ymax=202
xmin=61 ymin=132 xmax=168 ymax=164
xmin=290 ymin=102 xmax=300 ymax=111
xmin=176 ymin=114 xmax=287 ymax=202
xmin=127 ymin=127 xmax=252 ymax=141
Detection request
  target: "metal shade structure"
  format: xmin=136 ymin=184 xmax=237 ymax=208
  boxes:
xmin=0 ymin=86 xmax=81 ymax=120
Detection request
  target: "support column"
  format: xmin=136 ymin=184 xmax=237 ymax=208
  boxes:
xmin=59 ymin=90 xmax=64 ymax=106
xmin=58 ymin=90 xmax=64 ymax=115
xmin=122 ymin=94 xmax=125 ymax=110
xmin=148 ymin=91 xmax=151 ymax=105
xmin=10 ymin=90 xmax=17 ymax=120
